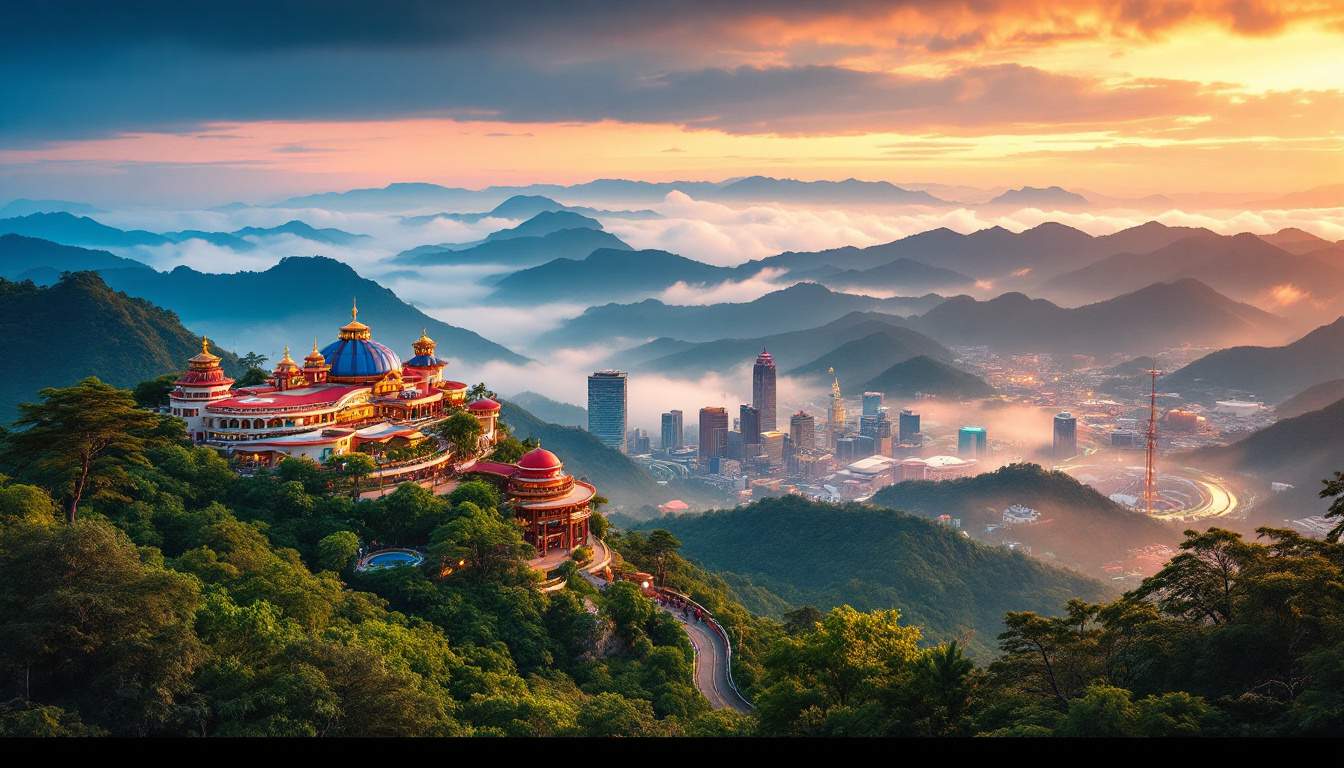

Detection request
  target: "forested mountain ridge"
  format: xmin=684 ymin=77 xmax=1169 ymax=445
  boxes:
xmin=0 ymin=272 xmax=242 ymax=419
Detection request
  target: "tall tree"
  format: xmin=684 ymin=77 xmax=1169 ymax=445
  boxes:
xmin=1320 ymin=472 xmax=1344 ymax=542
xmin=3 ymin=378 xmax=174 ymax=523
xmin=645 ymin=529 xmax=682 ymax=587
xmin=434 ymin=411 xmax=483 ymax=459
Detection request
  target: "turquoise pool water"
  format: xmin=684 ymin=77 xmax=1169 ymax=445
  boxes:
xmin=363 ymin=550 xmax=424 ymax=569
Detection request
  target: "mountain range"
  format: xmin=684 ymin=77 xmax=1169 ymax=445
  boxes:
xmin=0 ymin=234 xmax=152 ymax=284
xmin=901 ymin=278 xmax=1289 ymax=355
xmin=1276 ymin=379 xmax=1344 ymax=419
xmin=486 ymin=247 xmax=740 ymax=304
xmin=542 ymin=282 xmax=945 ymax=347
xmin=392 ymin=214 xmax=630 ymax=269
xmin=623 ymin=311 xmax=949 ymax=377
xmin=738 ymin=221 xmax=1208 ymax=284
xmin=0 ymin=212 xmax=368 ymax=252
xmin=1162 ymin=316 xmax=1344 ymax=402
xmin=0 ymin=271 xmax=242 ymax=419
xmin=793 ymin=257 xmax=975 ymax=294
xmin=787 ymin=328 xmax=953 ymax=385
xmin=1042 ymin=231 xmax=1344 ymax=314
xmin=96 ymin=255 xmax=527 ymax=366
xmin=986 ymin=186 xmax=1089 ymax=207
xmin=0 ymin=198 xmax=101 ymax=217
xmin=278 ymin=177 xmax=956 ymax=211
xmin=506 ymin=390 xmax=588 ymax=427
xmin=401 ymin=194 xmax=660 ymax=224
xmin=860 ymin=355 xmax=994 ymax=400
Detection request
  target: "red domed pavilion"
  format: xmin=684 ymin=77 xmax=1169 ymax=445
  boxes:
xmin=468 ymin=446 xmax=596 ymax=556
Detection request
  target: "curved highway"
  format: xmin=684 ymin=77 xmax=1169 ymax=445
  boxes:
xmin=581 ymin=570 xmax=752 ymax=713
xmin=658 ymin=603 xmax=753 ymax=714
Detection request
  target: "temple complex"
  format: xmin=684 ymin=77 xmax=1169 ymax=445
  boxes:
xmin=168 ymin=304 xmax=492 ymax=481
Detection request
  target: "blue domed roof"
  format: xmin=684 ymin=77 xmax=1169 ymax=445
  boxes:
xmin=406 ymin=353 xmax=444 ymax=368
xmin=320 ymin=338 xmax=401 ymax=379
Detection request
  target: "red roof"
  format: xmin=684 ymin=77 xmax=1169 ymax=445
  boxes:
xmin=518 ymin=447 xmax=562 ymax=471
xmin=208 ymin=384 xmax=365 ymax=411
xmin=467 ymin=397 xmax=500 ymax=412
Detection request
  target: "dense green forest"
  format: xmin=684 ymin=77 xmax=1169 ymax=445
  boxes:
xmin=633 ymin=494 xmax=1109 ymax=659
xmin=0 ymin=272 xmax=243 ymax=418
xmin=0 ymin=377 xmax=1341 ymax=737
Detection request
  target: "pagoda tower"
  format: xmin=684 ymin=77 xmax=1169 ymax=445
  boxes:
xmin=404 ymin=329 xmax=447 ymax=385
xmin=169 ymin=337 xmax=235 ymax=443
xmin=302 ymin=339 xmax=330 ymax=385
xmin=271 ymin=346 xmax=307 ymax=391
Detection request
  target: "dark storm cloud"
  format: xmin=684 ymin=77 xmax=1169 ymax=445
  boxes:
xmin=1 ymin=0 xmax=1338 ymax=146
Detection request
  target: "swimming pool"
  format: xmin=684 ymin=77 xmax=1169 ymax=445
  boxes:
xmin=357 ymin=548 xmax=425 ymax=571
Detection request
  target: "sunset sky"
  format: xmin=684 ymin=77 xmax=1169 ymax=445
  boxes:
xmin=4 ymin=1 xmax=1343 ymax=205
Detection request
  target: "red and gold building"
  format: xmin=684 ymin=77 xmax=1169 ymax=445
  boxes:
xmin=469 ymin=447 xmax=596 ymax=556
xmin=169 ymin=305 xmax=473 ymax=470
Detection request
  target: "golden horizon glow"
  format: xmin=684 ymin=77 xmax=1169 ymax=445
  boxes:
xmin=4 ymin=5 xmax=1344 ymax=203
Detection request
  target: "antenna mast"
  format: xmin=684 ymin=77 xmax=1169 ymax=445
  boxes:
xmin=1144 ymin=368 xmax=1162 ymax=516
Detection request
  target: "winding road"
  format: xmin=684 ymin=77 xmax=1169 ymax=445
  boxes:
xmin=580 ymin=568 xmax=752 ymax=713
xmin=662 ymin=605 xmax=753 ymax=714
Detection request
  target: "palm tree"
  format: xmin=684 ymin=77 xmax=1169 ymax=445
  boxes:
xmin=239 ymin=351 xmax=269 ymax=371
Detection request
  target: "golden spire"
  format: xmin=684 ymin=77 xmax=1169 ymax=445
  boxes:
xmin=189 ymin=335 xmax=221 ymax=366
xmin=275 ymin=345 xmax=300 ymax=372
xmin=339 ymin=296 xmax=371 ymax=340
xmin=412 ymin=327 xmax=437 ymax=357
xmin=305 ymin=337 xmax=327 ymax=367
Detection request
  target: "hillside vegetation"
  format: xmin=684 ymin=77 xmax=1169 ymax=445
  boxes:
xmin=635 ymin=494 xmax=1110 ymax=659
xmin=0 ymin=272 xmax=241 ymax=419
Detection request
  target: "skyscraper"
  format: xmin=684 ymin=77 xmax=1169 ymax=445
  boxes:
xmin=827 ymin=367 xmax=846 ymax=447
xmin=958 ymin=426 xmax=987 ymax=459
xmin=698 ymin=406 xmax=729 ymax=462
xmin=862 ymin=391 xmax=884 ymax=418
xmin=739 ymin=404 xmax=761 ymax=445
xmin=790 ymin=411 xmax=815 ymax=451
xmin=660 ymin=410 xmax=684 ymax=450
xmin=587 ymin=370 xmax=627 ymax=452
xmin=898 ymin=408 xmax=920 ymax=444
xmin=752 ymin=348 xmax=777 ymax=433
xmin=1053 ymin=411 xmax=1078 ymax=459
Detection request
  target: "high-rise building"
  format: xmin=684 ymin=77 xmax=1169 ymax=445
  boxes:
xmin=660 ymin=410 xmax=684 ymax=451
xmin=587 ymin=370 xmax=627 ymax=452
xmin=760 ymin=430 xmax=786 ymax=467
xmin=827 ymin=367 xmax=846 ymax=447
xmin=862 ymin=391 xmax=884 ymax=418
xmin=625 ymin=428 xmax=651 ymax=455
xmin=739 ymin=404 xmax=761 ymax=445
xmin=790 ymin=411 xmax=815 ymax=451
xmin=752 ymin=348 xmax=777 ymax=433
xmin=1053 ymin=412 xmax=1078 ymax=459
xmin=958 ymin=426 xmax=987 ymax=459
xmin=698 ymin=406 xmax=729 ymax=463
xmin=898 ymin=409 xmax=920 ymax=444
